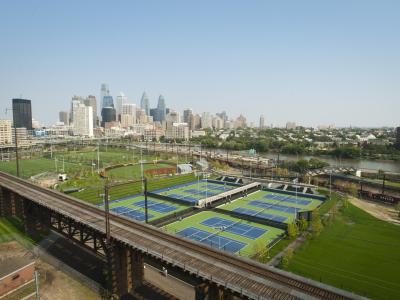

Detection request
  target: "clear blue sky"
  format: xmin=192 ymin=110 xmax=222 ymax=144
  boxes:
xmin=0 ymin=0 xmax=399 ymax=127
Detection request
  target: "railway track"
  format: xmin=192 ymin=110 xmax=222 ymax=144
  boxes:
xmin=0 ymin=172 xmax=359 ymax=300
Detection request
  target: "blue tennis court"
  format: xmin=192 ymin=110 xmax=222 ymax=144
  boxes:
xmin=168 ymin=194 xmax=198 ymax=204
xmin=249 ymin=201 xmax=300 ymax=214
xmin=134 ymin=200 xmax=177 ymax=213
xmin=110 ymin=207 xmax=154 ymax=221
xmin=264 ymin=194 xmax=311 ymax=206
xmin=177 ymin=227 xmax=246 ymax=253
xmin=201 ymin=217 xmax=266 ymax=239
xmin=233 ymin=208 xmax=288 ymax=223
xmin=184 ymin=189 xmax=218 ymax=197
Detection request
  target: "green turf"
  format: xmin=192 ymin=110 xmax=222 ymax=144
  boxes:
xmin=107 ymin=163 xmax=174 ymax=180
xmin=0 ymin=158 xmax=88 ymax=179
xmin=219 ymin=190 xmax=323 ymax=224
xmin=0 ymin=218 xmax=35 ymax=248
xmin=286 ymin=203 xmax=400 ymax=299
xmin=164 ymin=211 xmax=285 ymax=257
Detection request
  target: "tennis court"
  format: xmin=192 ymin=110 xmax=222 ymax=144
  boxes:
xmin=152 ymin=179 xmax=236 ymax=205
xmin=264 ymin=194 xmax=311 ymax=206
xmin=177 ymin=227 xmax=247 ymax=253
xmin=201 ymin=217 xmax=267 ymax=239
xmin=233 ymin=208 xmax=288 ymax=223
xmin=133 ymin=200 xmax=178 ymax=213
xmin=249 ymin=200 xmax=300 ymax=214
xmin=110 ymin=206 xmax=154 ymax=222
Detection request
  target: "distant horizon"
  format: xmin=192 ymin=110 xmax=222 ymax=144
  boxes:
xmin=0 ymin=1 xmax=399 ymax=127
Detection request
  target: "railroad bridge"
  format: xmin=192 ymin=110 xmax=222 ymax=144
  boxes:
xmin=0 ymin=172 xmax=363 ymax=300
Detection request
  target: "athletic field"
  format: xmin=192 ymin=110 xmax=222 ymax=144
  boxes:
xmin=164 ymin=211 xmax=284 ymax=257
xmin=219 ymin=190 xmax=323 ymax=224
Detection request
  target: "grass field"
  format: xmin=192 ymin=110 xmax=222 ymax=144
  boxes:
xmin=0 ymin=218 xmax=35 ymax=248
xmin=69 ymin=173 xmax=199 ymax=204
xmin=286 ymin=202 xmax=400 ymax=299
xmin=0 ymin=158 xmax=88 ymax=179
xmin=164 ymin=211 xmax=284 ymax=257
xmin=103 ymin=195 xmax=190 ymax=222
xmin=219 ymin=190 xmax=323 ymax=224
xmin=106 ymin=163 xmax=174 ymax=180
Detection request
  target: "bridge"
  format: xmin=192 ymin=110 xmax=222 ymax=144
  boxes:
xmin=0 ymin=172 xmax=363 ymax=300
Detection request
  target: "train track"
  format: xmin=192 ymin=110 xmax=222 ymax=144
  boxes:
xmin=0 ymin=172 xmax=358 ymax=300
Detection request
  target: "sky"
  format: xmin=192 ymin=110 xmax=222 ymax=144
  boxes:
xmin=0 ymin=0 xmax=399 ymax=127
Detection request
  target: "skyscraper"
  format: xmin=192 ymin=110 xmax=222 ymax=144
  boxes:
xmin=102 ymin=96 xmax=114 ymax=108
xmin=183 ymin=109 xmax=194 ymax=130
xmin=140 ymin=92 xmax=150 ymax=116
xmin=73 ymin=104 xmax=93 ymax=137
xmin=84 ymin=95 xmax=97 ymax=127
xmin=59 ymin=111 xmax=69 ymax=125
xmin=100 ymin=83 xmax=110 ymax=110
xmin=115 ymin=92 xmax=127 ymax=120
xmin=157 ymin=95 xmax=166 ymax=122
xmin=259 ymin=115 xmax=265 ymax=129
xmin=101 ymin=107 xmax=116 ymax=127
xmin=12 ymin=98 xmax=32 ymax=130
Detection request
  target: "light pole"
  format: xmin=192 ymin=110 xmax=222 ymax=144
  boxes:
xmin=5 ymin=108 xmax=20 ymax=177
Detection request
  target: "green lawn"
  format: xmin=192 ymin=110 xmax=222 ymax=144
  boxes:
xmin=219 ymin=190 xmax=323 ymax=224
xmin=286 ymin=203 xmax=400 ymax=299
xmin=107 ymin=163 xmax=174 ymax=180
xmin=164 ymin=211 xmax=285 ymax=257
xmin=0 ymin=158 xmax=88 ymax=179
xmin=0 ymin=218 xmax=35 ymax=248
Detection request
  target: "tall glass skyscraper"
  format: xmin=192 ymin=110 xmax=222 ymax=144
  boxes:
xmin=12 ymin=98 xmax=32 ymax=130
xmin=157 ymin=95 xmax=166 ymax=122
xmin=140 ymin=92 xmax=150 ymax=116
xmin=102 ymin=96 xmax=114 ymax=108
xmin=100 ymin=83 xmax=110 ymax=109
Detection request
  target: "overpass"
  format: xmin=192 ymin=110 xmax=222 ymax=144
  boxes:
xmin=0 ymin=172 xmax=364 ymax=300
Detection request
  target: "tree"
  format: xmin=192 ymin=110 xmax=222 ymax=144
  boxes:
xmin=299 ymin=218 xmax=309 ymax=231
xmin=287 ymin=222 xmax=299 ymax=238
xmin=280 ymin=248 xmax=294 ymax=269
xmin=311 ymin=210 xmax=323 ymax=238
xmin=395 ymin=202 xmax=400 ymax=218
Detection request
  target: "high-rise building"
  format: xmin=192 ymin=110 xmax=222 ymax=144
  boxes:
xmin=259 ymin=115 xmax=265 ymax=129
xmin=84 ymin=95 xmax=97 ymax=127
xmin=70 ymin=96 xmax=84 ymax=125
xmin=201 ymin=112 xmax=212 ymax=129
xmin=166 ymin=110 xmax=180 ymax=123
xmin=12 ymin=98 xmax=32 ymax=130
xmin=100 ymin=83 xmax=110 ymax=110
xmin=101 ymin=107 xmax=116 ymax=127
xmin=59 ymin=111 xmax=69 ymax=125
xmin=121 ymin=103 xmax=136 ymax=128
xmin=115 ymin=92 xmax=127 ymax=120
xmin=183 ymin=109 xmax=194 ymax=130
xmin=395 ymin=127 xmax=400 ymax=149
xmin=102 ymin=95 xmax=114 ymax=108
xmin=73 ymin=104 xmax=93 ymax=137
xmin=286 ymin=122 xmax=296 ymax=130
xmin=157 ymin=95 xmax=166 ymax=122
xmin=166 ymin=123 xmax=190 ymax=141
xmin=140 ymin=92 xmax=150 ymax=116
xmin=150 ymin=108 xmax=161 ymax=123
xmin=212 ymin=115 xmax=224 ymax=130
xmin=235 ymin=114 xmax=247 ymax=128
xmin=0 ymin=120 xmax=12 ymax=146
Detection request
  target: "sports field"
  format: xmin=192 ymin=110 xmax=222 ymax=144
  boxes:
xmin=99 ymin=195 xmax=190 ymax=222
xmin=287 ymin=202 xmax=400 ymax=299
xmin=219 ymin=190 xmax=323 ymax=224
xmin=106 ymin=163 xmax=174 ymax=180
xmin=164 ymin=211 xmax=284 ymax=256
xmin=152 ymin=179 xmax=237 ymax=205
xmin=0 ymin=158 xmax=88 ymax=179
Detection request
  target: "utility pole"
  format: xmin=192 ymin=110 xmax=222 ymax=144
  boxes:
xmin=35 ymin=270 xmax=40 ymax=300
xmin=144 ymin=177 xmax=148 ymax=223
xmin=104 ymin=185 xmax=111 ymax=245
xmin=97 ymin=142 xmax=100 ymax=173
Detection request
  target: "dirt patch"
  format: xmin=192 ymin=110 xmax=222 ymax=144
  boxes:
xmin=348 ymin=196 xmax=400 ymax=225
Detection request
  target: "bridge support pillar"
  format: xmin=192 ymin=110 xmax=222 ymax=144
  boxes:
xmin=0 ymin=187 xmax=5 ymax=217
xmin=195 ymin=283 xmax=235 ymax=300
xmin=129 ymin=249 xmax=144 ymax=290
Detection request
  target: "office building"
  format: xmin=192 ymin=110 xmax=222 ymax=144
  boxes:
xmin=100 ymin=83 xmax=110 ymax=110
xmin=0 ymin=120 xmax=12 ymax=146
xmin=201 ymin=112 xmax=212 ymax=129
xmin=73 ymin=104 xmax=93 ymax=137
xmin=102 ymin=95 xmax=114 ymax=108
xmin=121 ymin=103 xmax=136 ymax=128
xmin=259 ymin=115 xmax=265 ymax=129
xmin=166 ymin=110 xmax=180 ymax=123
xmin=286 ymin=122 xmax=296 ymax=130
xmin=157 ymin=95 xmax=166 ymax=122
xmin=140 ymin=92 xmax=150 ymax=116
xmin=166 ymin=123 xmax=190 ymax=141
xmin=84 ymin=95 xmax=97 ymax=127
xmin=59 ymin=111 xmax=69 ymax=125
xmin=12 ymin=98 xmax=32 ymax=130
xmin=115 ymin=92 xmax=127 ymax=120
xmin=235 ymin=114 xmax=247 ymax=128
xmin=101 ymin=107 xmax=116 ymax=127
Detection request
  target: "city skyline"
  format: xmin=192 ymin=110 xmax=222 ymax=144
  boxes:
xmin=0 ymin=1 xmax=399 ymax=127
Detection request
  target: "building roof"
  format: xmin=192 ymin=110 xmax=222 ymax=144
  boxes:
xmin=0 ymin=256 xmax=35 ymax=279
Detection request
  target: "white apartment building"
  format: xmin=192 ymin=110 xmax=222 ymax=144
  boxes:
xmin=0 ymin=120 xmax=12 ymax=146
xmin=73 ymin=104 xmax=93 ymax=137
xmin=166 ymin=123 xmax=190 ymax=141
